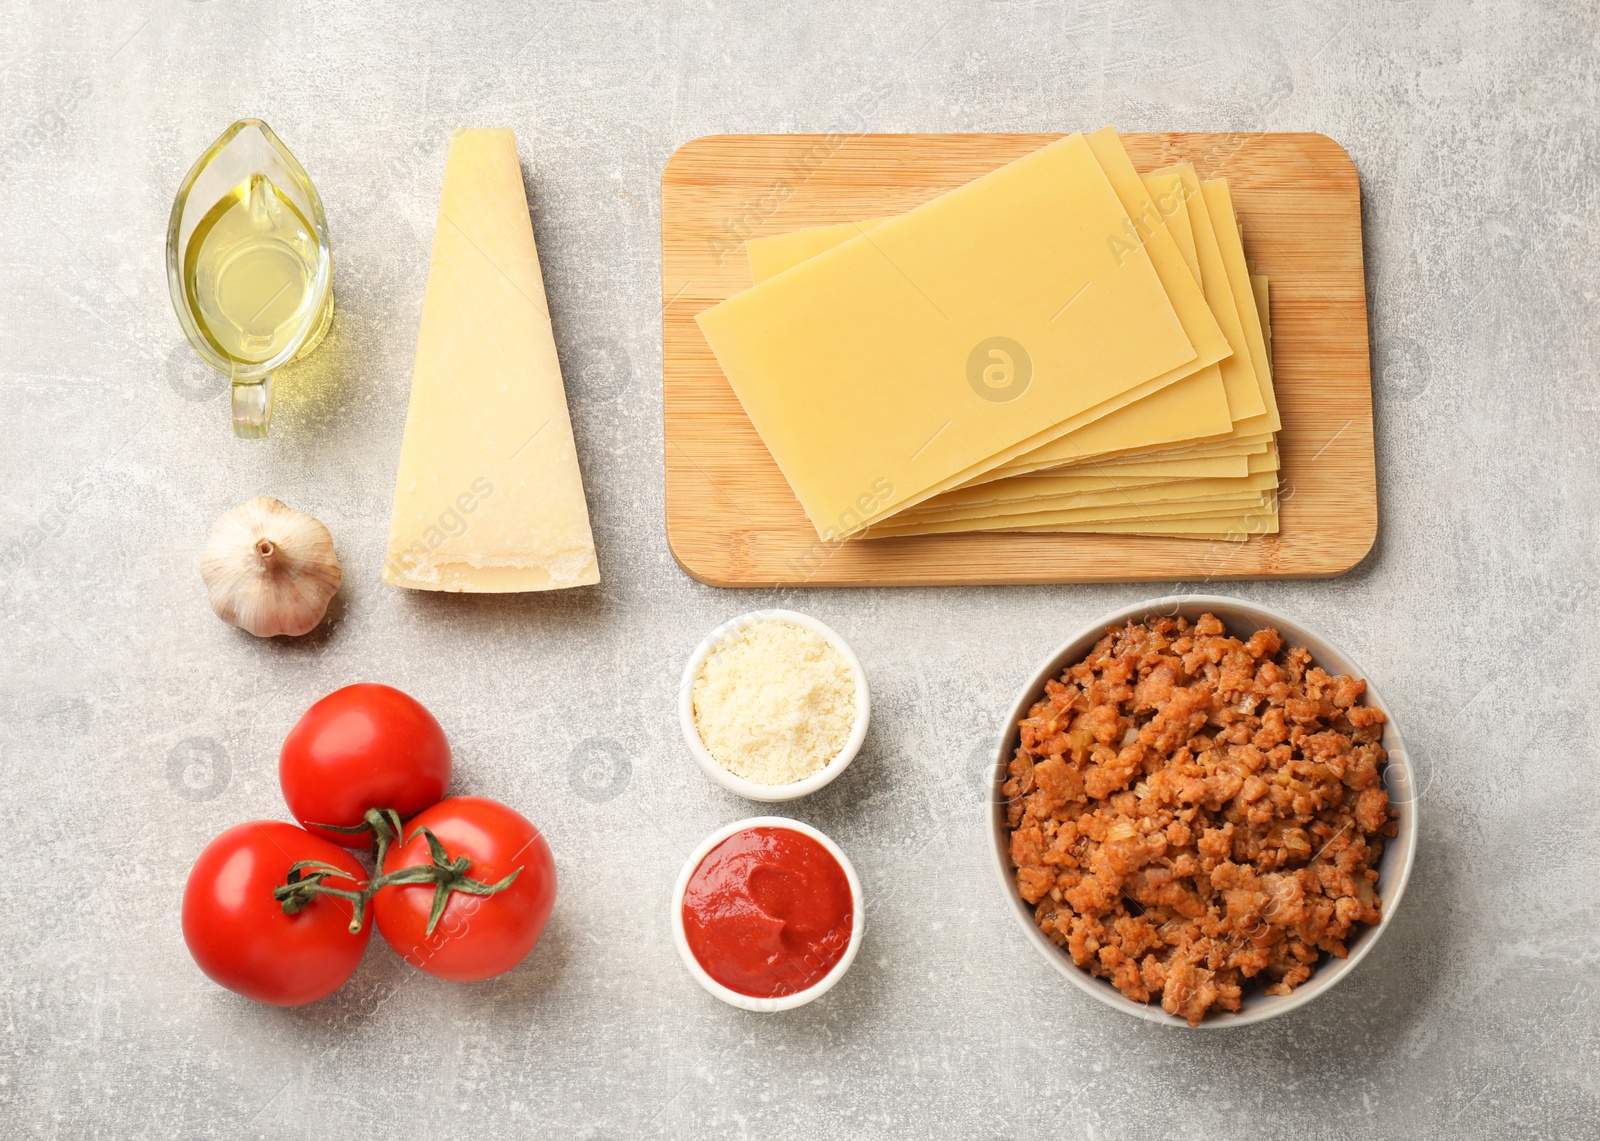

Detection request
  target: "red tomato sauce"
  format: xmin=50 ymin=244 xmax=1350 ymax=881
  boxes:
xmin=681 ymin=826 xmax=854 ymax=998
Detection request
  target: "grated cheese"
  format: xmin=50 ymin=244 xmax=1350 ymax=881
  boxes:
xmin=691 ymin=619 xmax=856 ymax=785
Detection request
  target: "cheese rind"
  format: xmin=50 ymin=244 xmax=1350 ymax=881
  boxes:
xmin=383 ymin=129 xmax=599 ymax=592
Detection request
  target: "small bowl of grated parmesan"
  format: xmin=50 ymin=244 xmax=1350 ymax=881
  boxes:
xmin=679 ymin=609 xmax=870 ymax=801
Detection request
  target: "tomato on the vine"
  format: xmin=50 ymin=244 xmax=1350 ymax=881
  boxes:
xmin=373 ymin=797 xmax=557 ymax=982
xmin=279 ymin=683 xmax=451 ymax=846
xmin=182 ymin=821 xmax=370 ymax=1007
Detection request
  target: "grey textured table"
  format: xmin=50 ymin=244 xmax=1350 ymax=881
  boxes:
xmin=3 ymin=3 xmax=1596 ymax=1138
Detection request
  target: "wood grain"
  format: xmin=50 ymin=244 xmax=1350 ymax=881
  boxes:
xmin=661 ymin=133 xmax=1376 ymax=587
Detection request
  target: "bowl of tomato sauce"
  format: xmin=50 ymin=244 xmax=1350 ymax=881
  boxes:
xmin=671 ymin=817 xmax=863 ymax=1012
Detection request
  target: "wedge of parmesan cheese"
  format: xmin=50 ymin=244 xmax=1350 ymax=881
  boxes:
xmin=383 ymin=128 xmax=599 ymax=592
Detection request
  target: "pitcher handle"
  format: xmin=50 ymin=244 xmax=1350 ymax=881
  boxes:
xmin=231 ymin=373 xmax=274 ymax=439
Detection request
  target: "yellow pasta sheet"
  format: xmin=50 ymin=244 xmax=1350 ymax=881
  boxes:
xmin=950 ymin=165 xmax=1284 ymax=485
xmin=1025 ymin=500 xmax=1276 ymax=525
xmin=932 ymin=470 xmax=1278 ymax=520
xmin=1015 ymin=500 xmax=1280 ymax=538
xmin=968 ymin=163 xmax=1268 ymax=487
xmin=700 ymin=133 xmax=1201 ymax=540
xmin=953 ymin=137 xmax=1244 ymax=482
xmin=1179 ymin=166 xmax=1265 ymax=427
xmin=1030 ymin=432 xmax=1272 ymax=471
xmin=752 ymin=167 xmax=1285 ymax=493
xmin=745 ymin=218 xmax=884 ymax=282
xmin=897 ymin=438 xmax=1279 ymax=528
xmin=869 ymin=474 xmax=1280 ymax=535
xmin=991 ymin=167 xmax=1278 ymax=479
xmin=957 ymin=417 xmax=1274 ymax=509
xmin=1018 ymin=518 xmax=1277 ymax=540
xmin=869 ymin=491 xmax=1276 ymax=537
xmin=1254 ymin=277 xmax=1271 ymax=356
xmin=956 ymin=423 xmax=1269 ymax=493
xmin=1028 ymin=452 xmax=1249 ymax=482
xmin=1145 ymin=170 xmax=1200 ymax=284
xmin=912 ymin=446 xmax=1278 ymax=516
xmin=739 ymin=131 xmax=1234 ymax=502
xmin=908 ymin=465 xmax=1233 ymax=510
xmin=980 ymin=128 xmax=1234 ymax=462
xmin=732 ymin=146 xmax=1289 ymax=543
xmin=1204 ymin=179 xmax=1281 ymax=434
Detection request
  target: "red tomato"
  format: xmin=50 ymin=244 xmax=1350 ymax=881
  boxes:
xmin=182 ymin=821 xmax=370 ymax=1006
xmin=373 ymin=797 xmax=557 ymax=981
xmin=279 ymin=683 xmax=451 ymax=846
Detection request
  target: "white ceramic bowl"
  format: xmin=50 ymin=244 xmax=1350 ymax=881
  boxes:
xmin=670 ymin=816 xmax=865 ymax=1012
xmin=679 ymin=609 xmax=870 ymax=802
xmin=989 ymin=594 xmax=1418 ymax=1029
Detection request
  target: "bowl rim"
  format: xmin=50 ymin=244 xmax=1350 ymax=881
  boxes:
xmin=670 ymin=815 xmax=865 ymax=1012
xmin=988 ymin=593 xmax=1419 ymax=1029
xmin=678 ymin=608 xmax=871 ymax=803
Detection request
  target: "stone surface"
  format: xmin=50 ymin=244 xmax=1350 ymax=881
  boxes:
xmin=1 ymin=2 xmax=1597 ymax=1137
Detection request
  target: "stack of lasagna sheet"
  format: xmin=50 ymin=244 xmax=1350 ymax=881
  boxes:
xmin=695 ymin=128 xmax=1280 ymax=544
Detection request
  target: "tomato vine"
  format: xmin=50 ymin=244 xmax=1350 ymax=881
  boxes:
xmin=273 ymin=806 xmax=521 ymax=936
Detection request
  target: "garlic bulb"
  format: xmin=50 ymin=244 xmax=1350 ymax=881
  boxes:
xmin=201 ymin=497 xmax=342 ymax=638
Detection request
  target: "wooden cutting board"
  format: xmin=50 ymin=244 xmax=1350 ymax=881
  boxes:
xmin=661 ymin=133 xmax=1375 ymax=587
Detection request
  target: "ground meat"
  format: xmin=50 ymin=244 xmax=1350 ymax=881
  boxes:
xmin=1004 ymin=614 xmax=1397 ymax=1025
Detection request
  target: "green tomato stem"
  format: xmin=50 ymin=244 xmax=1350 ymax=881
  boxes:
xmin=274 ymin=808 xmax=520 ymax=939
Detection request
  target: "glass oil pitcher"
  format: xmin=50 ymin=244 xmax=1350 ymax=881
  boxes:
xmin=166 ymin=119 xmax=333 ymax=438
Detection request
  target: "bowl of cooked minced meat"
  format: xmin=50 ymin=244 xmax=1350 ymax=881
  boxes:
xmin=991 ymin=596 xmax=1417 ymax=1028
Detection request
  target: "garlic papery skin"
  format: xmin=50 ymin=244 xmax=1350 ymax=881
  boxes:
xmin=201 ymin=497 xmax=342 ymax=638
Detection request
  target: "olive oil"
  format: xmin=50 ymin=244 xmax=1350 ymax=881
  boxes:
xmin=167 ymin=118 xmax=333 ymax=437
xmin=183 ymin=173 xmax=321 ymax=365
